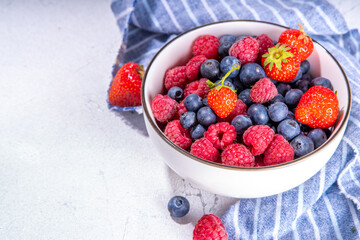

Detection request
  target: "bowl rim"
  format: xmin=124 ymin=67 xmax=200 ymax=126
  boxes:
xmin=141 ymin=19 xmax=352 ymax=171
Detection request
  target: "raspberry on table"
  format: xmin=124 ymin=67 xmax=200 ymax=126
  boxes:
xmin=204 ymin=122 xmax=236 ymax=150
xmin=151 ymin=94 xmax=179 ymax=123
xmin=192 ymin=35 xmax=220 ymax=60
xmin=243 ymin=125 xmax=275 ymax=155
xmin=221 ymin=143 xmax=255 ymax=167
xmin=256 ymin=33 xmax=275 ymax=62
xmin=264 ymin=134 xmax=295 ymax=165
xmin=164 ymin=120 xmax=192 ymax=150
xmin=193 ymin=214 xmax=228 ymax=240
xmin=185 ymin=55 xmax=208 ymax=81
xmin=190 ymin=138 xmax=220 ymax=162
xmin=183 ymin=78 xmax=210 ymax=98
xmin=164 ymin=66 xmax=188 ymax=90
xmin=229 ymin=36 xmax=259 ymax=65
xmin=250 ymin=77 xmax=278 ymax=104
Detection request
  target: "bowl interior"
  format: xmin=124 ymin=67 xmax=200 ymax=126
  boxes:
xmin=142 ymin=20 xmax=351 ymax=169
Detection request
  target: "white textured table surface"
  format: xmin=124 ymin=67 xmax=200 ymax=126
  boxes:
xmin=0 ymin=0 xmax=359 ymax=239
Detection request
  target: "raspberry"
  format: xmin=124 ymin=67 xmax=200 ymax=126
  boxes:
xmin=243 ymin=125 xmax=275 ymax=155
xmin=256 ymin=34 xmax=275 ymax=62
xmin=176 ymin=99 xmax=187 ymax=119
xmin=264 ymin=134 xmax=295 ymax=166
xmin=218 ymin=99 xmax=247 ymax=123
xmin=229 ymin=37 xmax=259 ymax=65
xmin=185 ymin=55 xmax=208 ymax=81
xmin=164 ymin=120 xmax=192 ymax=150
xmin=164 ymin=66 xmax=188 ymax=90
xmin=190 ymin=138 xmax=220 ymax=162
xmin=221 ymin=143 xmax=255 ymax=167
xmin=151 ymin=94 xmax=179 ymax=123
xmin=204 ymin=122 xmax=236 ymax=150
xmin=193 ymin=214 xmax=228 ymax=240
xmin=250 ymin=78 xmax=278 ymax=103
xmin=183 ymin=78 xmax=210 ymax=98
xmin=192 ymin=35 xmax=220 ymax=59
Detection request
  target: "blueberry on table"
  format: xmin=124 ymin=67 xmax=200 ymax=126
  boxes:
xmin=184 ymin=94 xmax=203 ymax=112
xmin=247 ymin=103 xmax=269 ymax=125
xmin=300 ymin=60 xmax=310 ymax=74
xmin=219 ymin=34 xmax=236 ymax=44
xmin=239 ymin=63 xmax=266 ymax=87
xmin=231 ymin=115 xmax=253 ymax=135
xmin=190 ymin=124 xmax=206 ymax=140
xmin=200 ymin=59 xmax=220 ymax=81
xmin=277 ymin=83 xmax=291 ymax=96
xmin=268 ymin=102 xmax=289 ymax=122
xmin=197 ymin=106 xmax=217 ymax=127
xmin=307 ymin=128 xmax=328 ymax=149
xmin=311 ymin=77 xmax=334 ymax=91
xmin=220 ymin=56 xmax=241 ymax=78
xmin=168 ymin=196 xmax=190 ymax=218
xmin=214 ymin=78 xmax=235 ymax=90
xmin=269 ymin=94 xmax=285 ymax=104
xmin=290 ymin=134 xmax=315 ymax=158
xmin=285 ymin=89 xmax=303 ymax=106
xmin=238 ymin=88 xmax=253 ymax=106
xmin=180 ymin=111 xmax=197 ymax=129
xmin=167 ymin=86 xmax=183 ymax=101
xmin=295 ymin=79 xmax=310 ymax=93
xmin=277 ymin=119 xmax=301 ymax=141
xmin=218 ymin=41 xmax=233 ymax=58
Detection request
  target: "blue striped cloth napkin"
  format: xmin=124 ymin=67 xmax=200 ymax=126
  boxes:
xmin=110 ymin=0 xmax=360 ymax=239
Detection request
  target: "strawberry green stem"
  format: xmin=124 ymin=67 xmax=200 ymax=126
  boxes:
xmin=219 ymin=64 xmax=240 ymax=87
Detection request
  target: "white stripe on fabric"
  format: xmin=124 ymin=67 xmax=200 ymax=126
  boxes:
xmin=200 ymin=0 xmax=218 ymax=22
xmin=349 ymin=32 xmax=360 ymax=61
xmin=115 ymin=6 xmax=134 ymax=20
xmin=180 ymin=0 xmax=200 ymax=26
xmin=343 ymin=136 xmax=359 ymax=156
xmin=349 ymin=168 xmax=360 ymax=189
xmin=240 ymin=0 xmax=260 ymax=20
xmin=323 ymin=195 xmax=344 ymax=240
xmin=258 ymin=0 xmax=287 ymax=26
xmin=252 ymin=198 xmax=261 ymax=240
xmin=307 ymin=209 xmax=321 ymax=240
xmin=219 ymin=0 xmax=238 ymax=19
xmin=234 ymin=201 xmax=241 ymax=240
xmin=126 ymin=33 xmax=162 ymax=52
xmin=131 ymin=12 xmax=140 ymax=27
xmin=350 ymin=116 xmax=360 ymax=128
xmin=272 ymin=193 xmax=282 ymax=240
xmin=353 ymin=95 xmax=360 ymax=105
xmin=160 ymin=0 xmax=183 ymax=32
xmin=292 ymin=184 xmax=304 ymax=240
xmin=347 ymin=198 xmax=360 ymax=237
xmin=142 ymin=0 xmax=163 ymax=31
xmin=317 ymin=167 xmax=326 ymax=200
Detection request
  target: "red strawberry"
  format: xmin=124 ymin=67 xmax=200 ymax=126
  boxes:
xmin=261 ymin=43 xmax=301 ymax=82
xmin=108 ymin=62 xmax=143 ymax=107
xmin=295 ymin=86 xmax=339 ymax=129
xmin=278 ymin=24 xmax=314 ymax=61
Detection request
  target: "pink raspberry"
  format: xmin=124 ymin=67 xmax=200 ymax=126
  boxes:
xmin=229 ymin=37 xmax=259 ymax=65
xmin=250 ymin=78 xmax=278 ymax=103
xmin=192 ymin=35 xmax=220 ymax=59
xmin=193 ymin=214 xmax=228 ymax=240
xmin=151 ymin=94 xmax=179 ymax=123
xmin=190 ymin=138 xmax=220 ymax=162
xmin=176 ymin=99 xmax=187 ymax=118
xmin=243 ymin=125 xmax=275 ymax=155
xmin=264 ymin=134 xmax=295 ymax=166
xmin=256 ymin=34 xmax=275 ymax=62
xmin=185 ymin=55 xmax=208 ymax=81
xmin=218 ymin=99 xmax=247 ymax=123
xmin=221 ymin=143 xmax=255 ymax=167
xmin=164 ymin=120 xmax=192 ymax=150
xmin=183 ymin=78 xmax=210 ymax=98
xmin=164 ymin=66 xmax=188 ymax=90
xmin=204 ymin=122 xmax=236 ymax=150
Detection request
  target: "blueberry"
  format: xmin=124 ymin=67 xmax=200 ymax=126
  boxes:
xmin=285 ymin=89 xmax=303 ymax=106
xmin=218 ymin=41 xmax=233 ymax=58
xmin=219 ymin=34 xmax=236 ymax=44
xmin=214 ymin=78 xmax=235 ymax=90
xmin=311 ymin=77 xmax=334 ymax=91
xmin=197 ymin=106 xmax=217 ymax=127
xmin=269 ymin=94 xmax=285 ymax=104
xmin=290 ymin=135 xmax=315 ymax=158
xmin=268 ymin=102 xmax=289 ymax=122
xmin=277 ymin=83 xmax=291 ymax=96
xmin=167 ymin=196 xmax=190 ymax=218
xmin=167 ymin=86 xmax=183 ymax=101
xmin=295 ymin=79 xmax=310 ymax=93
xmin=184 ymin=94 xmax=203 ymax=112
xmin=232 ymin=77 xmax=244 ymax=92
xmin=202 ymin=98 xmax=208 ymax=106
xmin=247 ymin=104 xmax=269 ymax=125
xmin=235 ymin=35 xmax=248 ymax=41
xmin=277 ymin=119 xmax=301 ymax=141
xmin=266 ymin=122 xmax=277 ymax=133
xmin=239 ymin=63 xmax=266 ymax=87
xmin=238 ymin=89 xmax=253 ymax=106
xmin=200 ymin=59 xmax=220 ymax=81
xmin=307 ymin=128 xmax=328 ymax=149
xmin=302 ymin=72 xmax=313 ymax=81
xmin=288 ymin=68 xmax=303 ymax=84
xmin=220 ymin=56 xmax=240 ymax=78
xmin=190 ymin=124 xmax=206 ymax=140
xmin=180 ymin=111 xmax=197 ymax=129
xmin=285 ymin=111 xmax=296 ymax=120
xmin=231 ymin=115 xmax=253 ymax=135
xmin=300 ymin=60 xmax=310 ymax=74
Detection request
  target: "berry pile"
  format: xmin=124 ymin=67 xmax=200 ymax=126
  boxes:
xmin=151 ymin=25 xmax=339 ymax=167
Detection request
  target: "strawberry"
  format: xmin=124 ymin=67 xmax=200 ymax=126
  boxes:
xmin=206 ymin=64 xmax=239 ymax=118
xmin=278 ymin=24 xmax=314 ymax=62
xmin=261 ymin=43 xmax=300 ymax=82
xmin=295 ymin=86 xmax=339 ymax=129
xmin=108 ymin=62 xmax=143 ymax=107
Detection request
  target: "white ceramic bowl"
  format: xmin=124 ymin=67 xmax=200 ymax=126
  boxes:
xmin=141 ymin=20 xmax=351 ymax=198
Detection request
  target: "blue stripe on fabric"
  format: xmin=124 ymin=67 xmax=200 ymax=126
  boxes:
xmin=177 ymin=0 xmax=200 ymax=28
